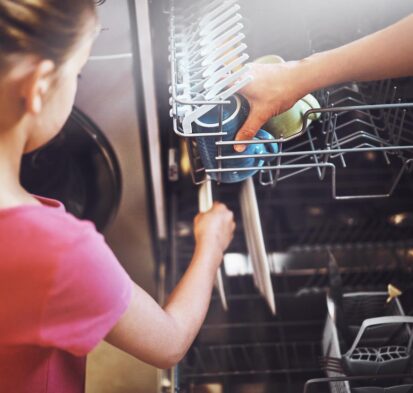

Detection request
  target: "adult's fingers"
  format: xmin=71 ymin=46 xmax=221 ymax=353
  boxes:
xmin=234 ymin=116 xmax=262 ymax=152
xmin=234 ymin=105 xmax=265 ymax=152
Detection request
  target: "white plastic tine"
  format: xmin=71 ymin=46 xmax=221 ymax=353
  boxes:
xmin=183 ymin=22 xmax=200 ymax=40
xmin=180 ymin=24 xmax=203 ymax=50
xmin=200 ymin=0 xmax=231 ymax=18
xmin=189 ymin=33 xmax=246 ymax=71
xmin=188 ymin=69 xmax=205 ymax=84
xmin=201 ymin=33 xmax=245 ymax=67
xmin=203 ymin=43 xmax=247 ymax=78
xmin=201 ymin=23 xmax=243 ymax=54
xmin=202 ymin=14 xmax=242 ymax=45
xmin=191 ymin=78 xmax=208 ymax=94
xmin=177 ymin=5 xmax=202 ymax=27
xmin=177 ymin=0 xmax=209 ymax=19
xmin=200 ymin=5 xmax=241 ymax=37
xmin=186 ymin=40 xmax=204 ymax=63
xmin=203 ymin=53 xmax=249 ymax=90
xmin=187 ymin=55 xmax=205 ymax=71
xmin=174 ymin=0 xmax=200 ymax=15
xmin=212 ymin=69 xmax=252 ymax=101
xmin=199 ymin=0 xmax=237 ymax=28
xmin=186 ymin=44 xmax=204 ymax=64
xmin=179 ymin=12 xmax=197 ymax=26
xmin=180 ymin=75 xmax=249 ymax=133
xmin=186 ymin=44 xmax=208 ymax=65
xmin=205 ymin=67 xmax=248 ymax=100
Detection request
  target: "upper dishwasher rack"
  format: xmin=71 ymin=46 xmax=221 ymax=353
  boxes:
xmin=168 ymin=0 xmax=251 ymax=134
xmin=168 ymin=0 xmax=413 ymax=200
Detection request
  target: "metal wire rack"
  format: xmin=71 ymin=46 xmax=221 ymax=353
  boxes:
xmin=173 ymin=171 xmax=413 ymax=254
xmin=182 ymin=340 xmax=321 ymax=380
xmin=177 ymin=78 xmax=413 ymax=199
xmin=168 ymin=0 xmax=413 ymax=199
xmin=170 ymin=184 xmax=413 ymax=392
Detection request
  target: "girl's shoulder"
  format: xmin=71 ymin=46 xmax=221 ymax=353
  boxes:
xmin=0 ymin=201 xmax=101 ymax=258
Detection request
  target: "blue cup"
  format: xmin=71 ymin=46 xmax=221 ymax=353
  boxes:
xmin=194 ymin=94 xmax=278 ymax=183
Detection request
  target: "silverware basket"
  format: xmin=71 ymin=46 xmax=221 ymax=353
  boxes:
xmin=322 ymin=292 xmax=413 ymax=393
xmin=304 ymin=374 xmax=413 ymax=393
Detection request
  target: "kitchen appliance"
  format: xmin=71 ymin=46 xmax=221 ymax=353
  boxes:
xmin=125 ymin=0 xmax=413 ymax=392
xmin=21 ymin=107 xmax=122 ymax=232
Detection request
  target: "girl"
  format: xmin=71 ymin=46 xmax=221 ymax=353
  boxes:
xmin=0 ymin=1 xmax=236 ymax=392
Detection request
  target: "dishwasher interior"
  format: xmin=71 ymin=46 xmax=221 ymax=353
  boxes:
xmin=150 ymin=0 xmax=413 ymax=391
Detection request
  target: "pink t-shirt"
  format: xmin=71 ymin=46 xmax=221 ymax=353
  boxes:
xmin=0 ymin=196 xmax=134 ymax=392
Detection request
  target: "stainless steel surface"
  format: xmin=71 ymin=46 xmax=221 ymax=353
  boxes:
xmin=132 ymin=0 xmax=167 ymax=240
xmin=76 ymin=0 xmax=156 ymax=284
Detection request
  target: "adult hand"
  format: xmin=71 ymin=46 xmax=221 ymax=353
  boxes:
xmin=234 ymin=62 xmax=305 ymax=152
xmin=194 ymin=202 xmax=235 ymax=259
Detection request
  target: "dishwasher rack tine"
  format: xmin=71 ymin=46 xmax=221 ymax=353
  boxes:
xmin=198 ymin=177 xmax=228 ymax=311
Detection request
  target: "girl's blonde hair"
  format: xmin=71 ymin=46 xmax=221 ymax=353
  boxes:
xmin=0 ymin=0 xmax=97 ymax=70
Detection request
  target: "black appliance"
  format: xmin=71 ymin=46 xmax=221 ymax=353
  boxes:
xmin=127 ymin=0 xmax=413 ymax=391
xmin=20 ymin=107 xmax=122 ymax=232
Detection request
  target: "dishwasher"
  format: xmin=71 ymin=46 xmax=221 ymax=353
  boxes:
xmin=127 ymin=0 xmax=413 ymax=392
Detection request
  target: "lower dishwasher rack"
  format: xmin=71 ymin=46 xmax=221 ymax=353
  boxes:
xmin=166 ymin=182 xmax=413 ymax=393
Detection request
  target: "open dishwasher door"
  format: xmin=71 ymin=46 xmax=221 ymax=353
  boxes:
xmin=129 ymin=0 xmax=413 ymax=392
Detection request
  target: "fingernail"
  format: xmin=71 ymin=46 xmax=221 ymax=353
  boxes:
xmin=234 ymin=144 xmax=245 ymax=153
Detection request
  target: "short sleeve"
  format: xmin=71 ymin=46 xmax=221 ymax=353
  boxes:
xmin=39 ymin=221 xmax=134 ymax=356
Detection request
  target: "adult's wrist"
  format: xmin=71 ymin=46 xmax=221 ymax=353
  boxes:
xmin=291 ymin=51 xmax=339 ymax=99
xmin=289 ymin=55 xmax=323 ymax=98
xmin=298 ymin=50 xmax=349 ymax=95
xmin=283 ymin=59 xmax=313 ymax=101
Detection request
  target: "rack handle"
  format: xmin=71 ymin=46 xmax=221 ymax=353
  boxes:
xmin=346 ymin=316 xmax=413 ymax=357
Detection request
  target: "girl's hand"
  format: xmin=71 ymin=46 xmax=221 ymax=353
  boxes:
xmin=194 ymin=202 xmax=235 ymax=259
